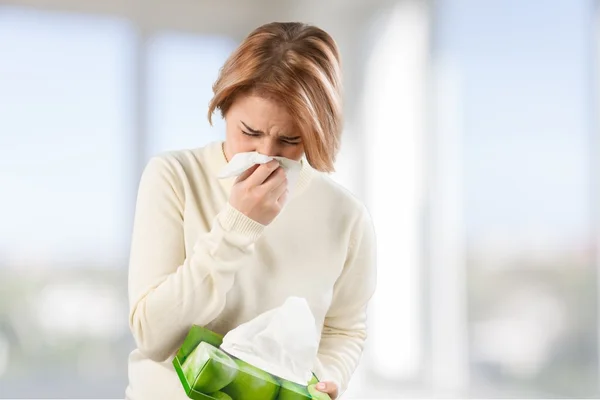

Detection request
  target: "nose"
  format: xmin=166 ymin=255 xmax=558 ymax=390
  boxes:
xmin=257 ymin=138 xmax=280 ymax=157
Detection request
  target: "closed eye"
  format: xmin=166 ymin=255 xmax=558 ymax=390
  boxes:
xmin=280 ymin=135 xmax=302 ymax=145
xmin=281 ymin=138 xmax=301 ymax=145
xmin=242 ymin=130 xmax=261 ymax=137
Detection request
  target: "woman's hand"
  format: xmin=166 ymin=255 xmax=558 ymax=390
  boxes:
xmin=229 ymin=160 xmax=288 ymax=225
xmin=315 ymin=381 xmax=339 ymax=399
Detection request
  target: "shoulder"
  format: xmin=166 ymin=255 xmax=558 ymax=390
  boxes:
xmin=305 ymin=171 xmax=374 ymax=233
xmin=146 ymin=144 xmax=217 ymax=174
xmin=138 ymin=143 xmax=221 ymax=198
xmin=141 ymin=142 xmax=222 ymax=183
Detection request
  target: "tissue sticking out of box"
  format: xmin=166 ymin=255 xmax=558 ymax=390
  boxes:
xmin=219 ymin=296 xmax=319 ymax=385
xmin=217 ymin=151 xmax=302 ymax=195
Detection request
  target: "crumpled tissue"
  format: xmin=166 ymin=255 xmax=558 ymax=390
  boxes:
xmin=218 ymin=151 xmax=302 ymax=195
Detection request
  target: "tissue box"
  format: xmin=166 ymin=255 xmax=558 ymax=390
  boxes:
xmin=173 ymin=325 xmax=330 ymax=400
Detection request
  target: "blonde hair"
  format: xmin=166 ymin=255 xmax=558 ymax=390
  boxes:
xmin=208 ymin=22 xmax=343 ymax=172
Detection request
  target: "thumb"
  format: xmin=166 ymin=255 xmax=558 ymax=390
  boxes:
xmin=315 ymin=381 xmax=338 ymax=399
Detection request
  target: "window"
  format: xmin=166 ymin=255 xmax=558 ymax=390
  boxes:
xmin=0 ymin=6 xmax=135 ymax=397
xmin=435 ymin=0 xmax=597 ymax=396
xmin=145 ymin=33 xmax=237 ymax=159
xmin=0 ymin=7 xmax=135 ymax=264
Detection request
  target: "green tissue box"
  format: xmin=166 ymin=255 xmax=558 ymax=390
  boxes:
xmin=173 ymin=325 xmax=331 ymax=400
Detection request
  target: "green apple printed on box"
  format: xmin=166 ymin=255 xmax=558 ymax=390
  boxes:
xmin=173 ymin=296 xmax=332 ymax=400
xmin=175 ymin=334 xmax=330 ymax=400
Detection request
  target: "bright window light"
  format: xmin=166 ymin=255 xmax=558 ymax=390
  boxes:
xmin=363 ymin=0 xmax=429 ymax=380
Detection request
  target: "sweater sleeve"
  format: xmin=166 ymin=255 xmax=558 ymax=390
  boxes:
xmin=128 ymin=156 xmax=264 ymax=362
xmin=313 ymin=206 xmax=377 ymax=395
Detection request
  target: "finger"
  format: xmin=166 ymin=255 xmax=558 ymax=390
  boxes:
xmin=277 ymin=187 xmax=289 ymax=205
xmin=244 ymin=160 xmax=280 ymax=186
xmin=270 ymin=176 xmax=288 ymax=201
xmin=235 ymin=164 xmax=260 ymax=183
xmin=261 ymin=167 xmax=286 ymax=191
xmin=316 ymin=382 xmax=338 ymax=398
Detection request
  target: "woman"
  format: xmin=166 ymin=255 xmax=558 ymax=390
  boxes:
xmin=125 ymin=22 xmax=377 ymax=400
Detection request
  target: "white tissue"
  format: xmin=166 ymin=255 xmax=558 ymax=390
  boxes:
xmin=220 ymin=297 xmax=319 ymax=385
xmin=218 ymin=151 xmax=302 ymax=195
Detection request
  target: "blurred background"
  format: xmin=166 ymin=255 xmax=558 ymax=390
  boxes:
xmin=0 ymin=0 xmax=597 ymax=398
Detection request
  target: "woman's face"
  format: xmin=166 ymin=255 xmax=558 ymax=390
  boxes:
xmin=223 ymin=94 xmax=305 ymax=161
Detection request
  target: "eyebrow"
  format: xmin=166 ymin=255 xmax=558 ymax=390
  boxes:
xmin=241 ymin=121 xmax=301 ymax=141
xmin=241 ymin=121 xmax=263 ymax=134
